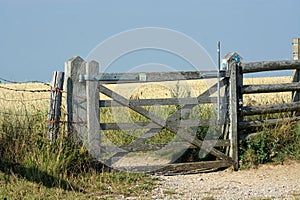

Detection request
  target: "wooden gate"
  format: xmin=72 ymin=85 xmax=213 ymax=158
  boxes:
xmin=63 ymin=55 xmax=242 ymax=174
xmin=58 ymin=53 xmax=300 ymax=173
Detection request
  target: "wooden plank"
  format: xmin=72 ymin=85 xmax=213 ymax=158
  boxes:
xmin=243 ymin=82 xmax=300 ymax=94
xmin=100 ymin=119 xmax=217 ymax=130
xmin=237 ymin=115 xmax=300 ymax=135
xmin=86 ymin=61 xmax=101 ymax=160
xmin=47 ymin=71 xmax=64 ymax=142
xmin=156 ymin=160 xmax=232 ymax=174
xmin=102 ymin=140 xmax=231 ymax=153
xmin=64 ymin=56 xmax=87 ymax=142
xmin=241 ymin=101 xmax=300 ymax=116
xmin=85 ymin=71 xmax=225 ymax=84
xmin=222 ymin=77 xmax=231 ymax=157
xmin=101 ymin=122 xmax=159 ymax=130
xmin=242 ymin=60 xmax=300 ymax=73
xmin=115 ymin=160 xmax=232 ymax=174
xmin=100 ymin=96 xmax=217 ymax=107
xmin=228 ymin=61 xmax=240 ymax=170
xmin=241 ymin=120 xmax=298 ymax=141
xmin=239 ymin=116 xmax=300 ymax=129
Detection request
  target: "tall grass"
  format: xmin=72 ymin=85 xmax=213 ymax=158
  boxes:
xmin=0 ymin=110 xmax=155 ymax=199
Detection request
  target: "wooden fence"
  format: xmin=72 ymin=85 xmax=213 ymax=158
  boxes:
xmin=239 ymin=60 xmax=300 ymax=139
xmin=48 ymin=49 xmax=300 ymax=173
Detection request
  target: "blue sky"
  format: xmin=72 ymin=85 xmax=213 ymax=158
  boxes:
xmin=1 ymin=0 xmax=299 ymax=81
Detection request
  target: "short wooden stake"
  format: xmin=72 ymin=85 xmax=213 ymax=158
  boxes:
xmin=47 ymin=71 xmax=64 ymax=142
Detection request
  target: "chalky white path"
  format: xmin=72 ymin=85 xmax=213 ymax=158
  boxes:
xmin=152 ymin=161 xmax=300 ymax=199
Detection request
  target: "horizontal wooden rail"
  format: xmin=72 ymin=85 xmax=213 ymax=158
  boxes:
xmin=102 ymin=140 xmax=231 ymax=153
xmin=100 ymin=119 xmax=219 ymax=130
xmin=239 ymin=116 xmax=300 ymax=129
xmin=241 ymin=101 xmax=300 ymax=116
xmin=115 ymin=160 xmax=233 ymax=174
xmin=239 ymin=116 xmax=300 ymax=141
xmin=100 ymin=97 xmax=218 ymax=107
xmin=83 ymin=70 xmax=226 ymax=84
xmin=242 ymin=82 xmax=300 ymax=94
xmin=242 ymin=60 xmax=300 ymax=73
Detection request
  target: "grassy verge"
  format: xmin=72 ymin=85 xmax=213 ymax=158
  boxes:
xmin=239 ymin=119 xmax=300 ymax=169
xmin=0 ymin=171 xmax=155 ymax=199
xmin=0 ymin=110 xmax=156 ymax=199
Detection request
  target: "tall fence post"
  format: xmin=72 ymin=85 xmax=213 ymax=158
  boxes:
xmin=47 ymin=71 xmax=64 ymax=142
xmin=64 ymin=56 xmax=87 ymax=143
xmin=292 ymin=38 xmax=300 ymax=108
xmin=86 ymin=61 xmax=101 ymax=160
xmin=228 ymin=56 xmax=242 ymax=170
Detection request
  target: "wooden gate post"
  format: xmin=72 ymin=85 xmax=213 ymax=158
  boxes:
xmin=228 ymin=55 xmax=243 ymax=170
xmin=292 ymin=38 xmax=300 ymax=109
xmin=86 ymin=61 xmax=101 ymax=160
xmin=47 ymin=71 xmax=64 ymax=142
xmin=64 ymin=56 xmax=88 ymax=143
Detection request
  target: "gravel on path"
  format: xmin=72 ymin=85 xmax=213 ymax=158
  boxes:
xmin=151 ymin=161 xmax=300 ymax=199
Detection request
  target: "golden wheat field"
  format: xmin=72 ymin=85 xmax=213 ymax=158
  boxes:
xmin=0 ymin=83 xmax=50 ymax=112
xmin=0 ymin=76 xmax=293 ymax=112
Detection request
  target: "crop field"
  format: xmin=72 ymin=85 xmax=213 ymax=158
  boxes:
xmin=0 ymin=76 xmax=299 ymax=199
xmin=0 ymin=76 xmax=292 ymax=110
xmin=0 ymin=83 xmax=50 ymax=112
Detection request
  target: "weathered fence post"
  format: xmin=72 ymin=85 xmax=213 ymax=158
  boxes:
xmin=47 ymin=71 xmax=64 ymax=142
xmin=64 ymin=56 xmax=87 ymax=142
xmin=227 ymin=53 xmax=243 ymax=170
xmin=292 ymin=38 xmax=300 ymax=109
xmin=86 ymin=61 xmax=101 ymax=160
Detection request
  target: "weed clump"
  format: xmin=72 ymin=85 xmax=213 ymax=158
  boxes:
xmin=240 ymin=122 xmax=300 ymax=168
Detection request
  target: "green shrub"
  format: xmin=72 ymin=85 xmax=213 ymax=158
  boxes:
xmin=240 ymin=122 xmax=300 ymax=168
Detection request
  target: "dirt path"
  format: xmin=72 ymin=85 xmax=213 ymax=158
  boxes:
xmin=151 ymin=161 xmax=300 ymax=199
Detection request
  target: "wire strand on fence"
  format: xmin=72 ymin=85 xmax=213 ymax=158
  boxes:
xmin=0 ymin=96 xmax=50 ymax=102
xmin=0 ymin=111 xmax=86 ymax=126
xmin=0 ymin=76 xmax=87 ymax=126
xmin=0 ymin=77 xmax=89 ymax=101
xmin=0 ymin=85 xmax=51 ymax=93
xmin=0 ymin=76 xmax=53 ymax=92
xmin=0 ymin=76 xmax=51 ymax=86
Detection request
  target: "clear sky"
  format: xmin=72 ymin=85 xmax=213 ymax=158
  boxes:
xmin=1 ymin=0 xmax=299 ymax=82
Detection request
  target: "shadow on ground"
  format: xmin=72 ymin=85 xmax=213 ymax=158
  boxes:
xmin=0 ymin=160 xmax=84 ymax=193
